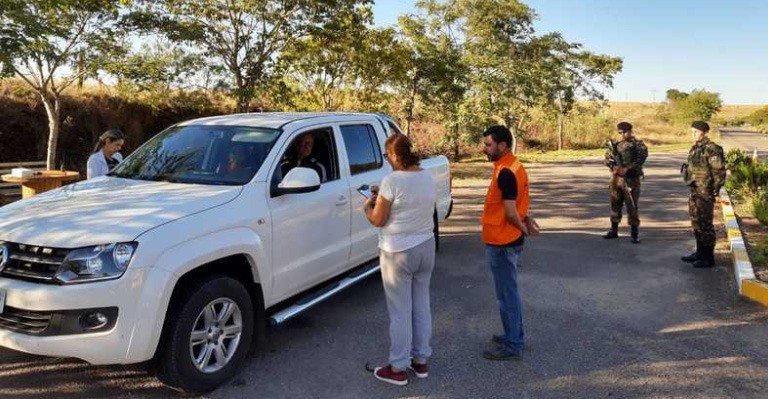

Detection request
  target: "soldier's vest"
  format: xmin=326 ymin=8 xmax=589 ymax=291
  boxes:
xmin=481 ymin=152 xmax=529 ymax=245
xmin=616 ymin=137 xmax=648 ymax=178
xmin=686 ymin=138 xmax=724 ymax=189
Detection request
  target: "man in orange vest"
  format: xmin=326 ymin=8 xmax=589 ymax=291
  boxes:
xmin=480 ymin=125 xmax=539 ymax=361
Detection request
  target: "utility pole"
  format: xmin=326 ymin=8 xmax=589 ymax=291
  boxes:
xmin=651 ymin=89 xmax=657 ymax=104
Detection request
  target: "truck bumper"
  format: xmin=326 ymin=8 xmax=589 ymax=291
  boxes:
xmin=0 ymin=266 xmax=173 ymax=365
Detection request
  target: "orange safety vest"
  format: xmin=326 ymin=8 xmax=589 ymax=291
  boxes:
xmin=481 ymin=152 xmax=530 ymax=245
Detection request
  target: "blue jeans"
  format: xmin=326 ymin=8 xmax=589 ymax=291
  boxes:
xmin=486 ymin=244 xmax=524 ymax=353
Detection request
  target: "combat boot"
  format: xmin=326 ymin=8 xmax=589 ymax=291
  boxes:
xmin=602 ymin=223 xmax=619 ymax=239
xmin=681 ymin=241 xmax=700 ymax=263
xmin=692 ymin=245 xmax=715 ymax=268
xmin=630 ymin=226 xmax=640 ymax=244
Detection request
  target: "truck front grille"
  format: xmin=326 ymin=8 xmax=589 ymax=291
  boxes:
xmin=1 ymin=243 xmax=69 ymax=283
xmin=0 ymin=306 xmax=52 ymax=335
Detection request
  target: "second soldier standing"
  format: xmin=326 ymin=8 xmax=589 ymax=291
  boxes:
xmin=603 ymin=122 xmax=648 ymax=243
xmin=681 ymin=121 xmax=726 ymax=268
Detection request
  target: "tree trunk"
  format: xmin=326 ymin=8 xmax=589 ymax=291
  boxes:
xmin=405 ymin=77 xmax=418 ymax=137
xmin=452 ymin=124 xmax=460 ymax=161
xmin=40 ymin=92 xmax=61 ymax=170
xmin=557 ymin=113 xmax=564 ymax=151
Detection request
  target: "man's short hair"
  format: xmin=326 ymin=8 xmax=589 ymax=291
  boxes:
xmin=483 ymin=125 xmax=513 ymax=148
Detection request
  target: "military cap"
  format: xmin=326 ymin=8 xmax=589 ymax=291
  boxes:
xmin=617 ymin=122 xmax=633 ymax=132
xmin=691 ymin=121 xmax=710 ymax=133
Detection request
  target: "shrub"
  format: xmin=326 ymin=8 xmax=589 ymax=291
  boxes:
xmin=726 ymin=160 xmax=768 ymax=196
xmin=726 ymin=148 xmax=751 ymax=171
xmin=754 ymin=190 xmax=768 ymax=226
xmin=750 ymin=237 xmax=768 ymax=266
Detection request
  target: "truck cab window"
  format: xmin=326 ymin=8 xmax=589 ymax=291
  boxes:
xmin=340 ymin=124 xmax=383 ymax=175
xmin=272 ymin=128 xmax=339 ymax=193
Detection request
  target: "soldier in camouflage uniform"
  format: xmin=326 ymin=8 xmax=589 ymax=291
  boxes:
xmin=603 ymin=122 xmax=648 ymax=244
xmin=680 ymin=121 xmax=726 ymax=268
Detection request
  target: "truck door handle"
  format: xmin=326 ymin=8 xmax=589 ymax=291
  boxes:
xmin=335 ymin=195 xmax=349 ymax=206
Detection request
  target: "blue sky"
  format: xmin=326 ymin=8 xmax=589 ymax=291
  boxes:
xmin=372 ymin=0 xmax=768 ymax=105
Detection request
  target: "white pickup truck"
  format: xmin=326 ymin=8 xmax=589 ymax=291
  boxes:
xmin=0 ymin=112 xmax=452 ymax=393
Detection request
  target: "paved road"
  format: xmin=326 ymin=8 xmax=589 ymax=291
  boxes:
xmin=2 ymin=151 xmax=768 ymax=398
xmin=719 ymin=127 xmax=768 ymax=157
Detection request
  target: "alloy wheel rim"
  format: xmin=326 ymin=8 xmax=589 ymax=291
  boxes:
xmin=189 ymin=298 xmax=243 ymax=373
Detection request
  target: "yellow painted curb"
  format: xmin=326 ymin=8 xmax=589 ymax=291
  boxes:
xmin=742 ymin=279 xmax=768 ymax=307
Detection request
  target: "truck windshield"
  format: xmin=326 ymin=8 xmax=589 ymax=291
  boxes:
xmin=109 ymin=125 xmax=281 ymax=185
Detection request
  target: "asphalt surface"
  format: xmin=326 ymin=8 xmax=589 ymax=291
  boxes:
xmin=2 ymin=149 xmax=768 ymax=398
xmin=719 ymin=127 xmax=768 ymax=156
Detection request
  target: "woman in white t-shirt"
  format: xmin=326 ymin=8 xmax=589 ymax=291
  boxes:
xmin=86 ymin=129 xmax=125 ymax=179
xmin=364 ymin=134 xmax=437 ymax=386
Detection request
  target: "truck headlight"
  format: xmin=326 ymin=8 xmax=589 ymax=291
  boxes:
xmin=55 ymin=242 xmax=137 ymax=284
xmin=0 ymin=241 xmax=8 ymax=273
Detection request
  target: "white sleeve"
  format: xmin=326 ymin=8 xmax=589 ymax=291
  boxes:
xmin=379 ymin=174 xmax=396 ymax=202
xmin=86 ymin=154 xmax=99 ymax=179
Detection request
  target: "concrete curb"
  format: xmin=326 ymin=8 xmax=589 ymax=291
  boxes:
xmin=719 ymin=188 xmax=768 ymax=307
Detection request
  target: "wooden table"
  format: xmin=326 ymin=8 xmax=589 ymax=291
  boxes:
xmin=1 ymin=170 xmax=80 ymax=199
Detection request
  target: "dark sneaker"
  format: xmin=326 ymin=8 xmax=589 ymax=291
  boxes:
xmin=374 ymin=365 xmax=408 ymax=386
xmin=491 ymin=334 xmax=505 ymax=345
xmin=409 ymin=360 xmax=428 ymax=378
xmin=602 ymin=230 xmax=618 ymax=239
xmin=631 ymin=235 xmax=640 ymax=244
xmin=483 ymin=345 xmax=522 ymax=361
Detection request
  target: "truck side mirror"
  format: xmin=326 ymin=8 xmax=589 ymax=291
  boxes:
xmin=275 ymin=167 xmax=321 ymax=196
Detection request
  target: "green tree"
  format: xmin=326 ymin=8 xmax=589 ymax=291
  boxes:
xmin=128 ymin=0 xmax=371 ymax=112
xmin=666 ymin=88 xmax=689 ymax=103
xmin=533 ymin=33 xmax=622 ymax=149
xmin=666 ymin=88 xmax=722 ymax=121
xmin=459 ymin=0 xmax=539 ymax=131
xmin=0 ymin=0 xmax=126 ymax=169
xmin=399 ymin=0 xmax=468 ymax=157
xmin=283 ymin=4 xmax=369 ymax=110
xmin=105 ymin=41 xmax=206 ymax=93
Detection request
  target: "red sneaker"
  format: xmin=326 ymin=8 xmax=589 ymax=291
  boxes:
xmin=409 ymin=360 xmax=428 ymax=378
xmin=374 ymin=365 xmax=408 ymax=386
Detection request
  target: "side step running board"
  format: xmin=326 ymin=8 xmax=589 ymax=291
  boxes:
xmin=268 ymin=261 xmax=380 ymax=325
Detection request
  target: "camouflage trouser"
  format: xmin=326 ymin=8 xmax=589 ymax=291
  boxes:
xmin=609 ymin=175 xmax=641 ymax=226
xmin=689 ymin=188 xmax=716 ymax=246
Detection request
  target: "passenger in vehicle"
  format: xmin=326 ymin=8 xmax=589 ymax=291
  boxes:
xmin=280 ymin=133 xmax=327 ymax=183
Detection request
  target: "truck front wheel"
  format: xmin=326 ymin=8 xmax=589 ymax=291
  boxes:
xmin=154 ymin=276 xmax=254 ymax=394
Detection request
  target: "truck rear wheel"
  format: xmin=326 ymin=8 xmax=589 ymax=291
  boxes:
xmin=154 ymin=276 xmax=254 ymax=394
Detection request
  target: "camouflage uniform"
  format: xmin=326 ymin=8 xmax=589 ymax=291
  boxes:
xmin=682 ymin=137 xmax=726 ymax=248
xmin=605 ymin=137 xmax=648 ymax=228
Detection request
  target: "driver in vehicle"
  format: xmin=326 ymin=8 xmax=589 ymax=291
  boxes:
xmin=281 ymin=133 xmax=328 ymax=183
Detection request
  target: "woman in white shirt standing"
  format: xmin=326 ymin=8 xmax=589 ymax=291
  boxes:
xmin=87 ymin=129 xmax=125 ymax=179
xmin=364 ymin=134 xmax=437 ymax=386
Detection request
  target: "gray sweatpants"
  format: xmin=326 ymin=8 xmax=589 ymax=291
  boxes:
xmin=379 ymin=237 xmax=436 ymax=370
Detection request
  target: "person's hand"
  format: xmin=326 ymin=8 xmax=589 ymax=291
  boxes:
xmin=616 ymin=167 xmax=628 ymax=177
xmin=364 ymin=196 xmax=376 ymax=209
xmin=370 ymin=185 xmax=379 ymax=197
xmin=525 ymin=216 xmax=541 ymax=236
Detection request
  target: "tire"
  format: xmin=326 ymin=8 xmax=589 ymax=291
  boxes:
xmin=154 ymin=276 xmax=254 ymax=394
xmin=433 ymin=210 xmax=440 ymax=252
